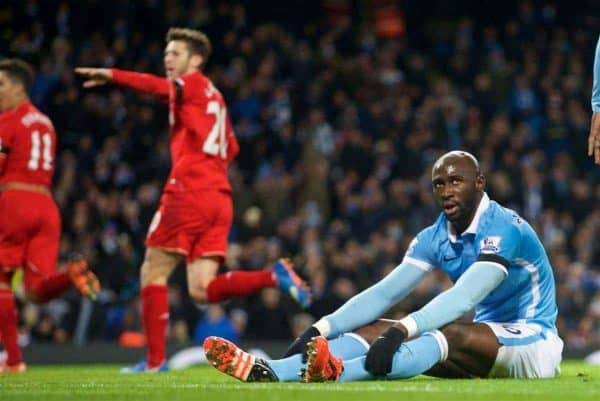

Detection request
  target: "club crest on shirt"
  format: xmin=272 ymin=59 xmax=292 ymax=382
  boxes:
xmin=480 ymin=236 xmax=501 ymax=254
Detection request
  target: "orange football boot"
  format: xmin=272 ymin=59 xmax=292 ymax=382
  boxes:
xmin=303 ymin=336 xmax=343 ymax=382
xmin=67 ymin=254 xmax=100 ymax=300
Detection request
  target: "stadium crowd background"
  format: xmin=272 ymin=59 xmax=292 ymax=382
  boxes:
xmin=1 ymin=0 xmax=599 ymax=354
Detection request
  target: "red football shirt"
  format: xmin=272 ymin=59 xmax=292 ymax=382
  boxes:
xmin=0 ymin=101 xmax=56 ymax=188
xmin=111 ymin=69 xmax=239 ymax=193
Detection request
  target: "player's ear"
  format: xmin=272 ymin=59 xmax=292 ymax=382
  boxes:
xmin=475 ymin=173 xmax=485 ymax=191
xmin=190 ymin=54 xmax=203 ymax=70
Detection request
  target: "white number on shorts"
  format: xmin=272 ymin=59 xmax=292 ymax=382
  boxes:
xmin=28 ymin=130 xmax=53 ymax=171
xmin=502 ymin=325 xmax=522 ymax=335
xmin=202 ymin=101 xmax=227 ymax=160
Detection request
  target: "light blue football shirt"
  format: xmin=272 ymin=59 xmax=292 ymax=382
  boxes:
xmin=403 ymin=193 xmax=558 ymax=334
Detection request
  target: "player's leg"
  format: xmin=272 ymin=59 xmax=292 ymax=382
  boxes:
xmin=188 ymin=255 xmax=283 ymax=304
xmin=345 ymin=322 xmax=498 ymax=381
xmin=303 ymin=320 xmax=499 ymax=382
xmin=0 ymin=272 xmax=25 ymax=373
xmin=192 ymin=257 xmax=311 ymax=307
xmin=301 ymin=319 xmax=393 ymax=382
xmin=461 ymin=322 xmax=563 ymax=379
xmin=121 ymin=247 xmax=182 ymax=373
xmin=424 ymin=322 xmax=500 ymax=378
xmin=124 ymin=247 xmax=182 ymax=372
xmin=203 ymin=325 xmax=370 ymax=382
xmin=0 ymin=192 xmax=28 ymax=372
xmin=24 ymin=198 xmax=99 ymax=302
xmin=203 ymin=331 xmax=368 ymax=382
xmin=121 ymin=198 xmax=190 ymax=373
xmin=186 ymin=256 xmax=220 ymax=302
xmin=186 ymin=191 xmax=311 ymax=307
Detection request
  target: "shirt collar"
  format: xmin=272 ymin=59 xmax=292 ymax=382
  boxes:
xmin=447 ymin=192 xmax=490 ymax=243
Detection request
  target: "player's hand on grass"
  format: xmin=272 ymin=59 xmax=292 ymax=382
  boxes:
xmin=282 ymin=325 xmax=321 ymax=362
xmin=365 ymin=326 xmax=406 ymax=376
xmin=74 ymin=67 xmax=113 ymax=88
xmin=589 ymin=112 xmax=600 ymax=165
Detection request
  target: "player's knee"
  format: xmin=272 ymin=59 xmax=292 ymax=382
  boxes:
xmin=187 ymin=271 xmax=210 ymax=303
xmin=188 ymin=284 xmax=208 ymax=304
xmin=140 ymin=261 xmax=154 ymax=286
xmin=440 ymin=323 xmax=468 ymax=349
xmin=140 ymin=254 xmax=171 ymax=287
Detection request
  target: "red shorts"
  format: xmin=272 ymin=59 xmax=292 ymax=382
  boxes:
xmin=145 ymin=190 xmax=232 ymax=263
xmin=0 ymin=190 xmax=61 ymax=289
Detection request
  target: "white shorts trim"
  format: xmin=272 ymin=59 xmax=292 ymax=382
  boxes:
xmin=341 ymin=332 xmax=370 ymax=351
xmin=484 ymin=322 xmax=563 ymax=378
xmin=425 ymin=330 xmax=448 ymax=362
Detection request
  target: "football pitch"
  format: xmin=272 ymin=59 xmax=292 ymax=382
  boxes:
xmin=0 ymin=361 xmax=597 ymax=401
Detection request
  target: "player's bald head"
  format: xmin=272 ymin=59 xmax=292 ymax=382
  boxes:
xmin=432 ymin=151 xmax=481 ymax=179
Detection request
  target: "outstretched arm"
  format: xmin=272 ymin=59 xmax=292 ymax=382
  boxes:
xmin=75 ymin=67 xmax=170 ymax=99
xmin=589 ymin=35 xmax=600 ymax=164
xmin=282 ymin=260 xmax=429 ymax=359
xmin=364 ymin=260 xmax=507 ymax=375
xmin=316 ymin=260 xmax=430 ymax=338
xmin=398 ymin=260 xmax=506 ymax=336
xmin=74 ymin=67 xmax=113 ymax=88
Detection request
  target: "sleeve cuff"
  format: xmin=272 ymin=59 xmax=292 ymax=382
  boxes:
xmin=477 ymin=253 xmax=509 ymax=274
xmin=313 ymin=319 xmax=331 ymax=337
xmin=398 ymin=315 xmax=418 ymax=337
xmin=402 ymin=256 xmax=434 ymax=272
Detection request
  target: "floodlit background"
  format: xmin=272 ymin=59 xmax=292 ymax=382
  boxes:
xmin=0 ymin=0 xmax=599 ymax=361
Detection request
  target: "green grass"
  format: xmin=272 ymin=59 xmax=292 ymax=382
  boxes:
xmin=0 ymin=361 xmax=598 ymax=401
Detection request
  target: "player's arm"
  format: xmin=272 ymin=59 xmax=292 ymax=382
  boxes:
xmin=283 ymin=229 xmax=436 ymax=359
xmin=316 ymin=260 xmax=431 ymax=337
xmin=364 ymin=259 xmax=507 ymax=375
xmin=396 ymin=259 xmax=507 ymax=337
xmin=282 ymin=259 xmax=430 ymax=358
xmin=384 ymin=223 xmax=519 ymax=342
xmin=75 ymin=67 xmax=170 ymax=99
xmin=589 ymin=34 xmax=600 ymax=164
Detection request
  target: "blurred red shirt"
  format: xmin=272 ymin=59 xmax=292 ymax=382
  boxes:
xmin=112 ymin=69 xmax=239 ymax=194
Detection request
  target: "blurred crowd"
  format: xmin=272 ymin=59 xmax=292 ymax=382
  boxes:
xmin=1 ymin=0 xmax=599 ymax=353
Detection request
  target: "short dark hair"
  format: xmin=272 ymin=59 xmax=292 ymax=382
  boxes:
xmin=0 ymin=58 xmax=34 ymax=91
xmin=166 ymin=27 xmax=212 ymax=65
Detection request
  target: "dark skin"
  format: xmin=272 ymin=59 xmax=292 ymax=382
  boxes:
xmin=359 ymin=153 xmax=501 ymax=378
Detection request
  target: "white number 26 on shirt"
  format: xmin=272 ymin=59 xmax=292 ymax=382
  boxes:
xmin=202 ymin=101 xmax=228 ymax=160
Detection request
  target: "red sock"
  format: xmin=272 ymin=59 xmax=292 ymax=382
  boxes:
xmin=206 ymin=271 xmax=276 ymax=303
xmin=142 ymin=285 xmax=169 ymax=367
xmin=28 ymin=271 xmax=72 ymax=302
xmin=0 ymin=289 xmax=22 ymax=365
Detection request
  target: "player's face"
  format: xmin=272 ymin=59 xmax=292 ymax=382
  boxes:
xmin=0 ymin=71 xmax=21 ymax=112
xmin=432 ymin=157 xmax=484 ymax=230
xmin=164 ymin=40 xmax=194 ymax=79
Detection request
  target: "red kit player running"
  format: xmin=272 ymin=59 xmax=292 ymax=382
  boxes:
xmin=0 ymin=59 xmax=100 ymax=373
xmin=76 ymin=28 xmax=311 ymax=373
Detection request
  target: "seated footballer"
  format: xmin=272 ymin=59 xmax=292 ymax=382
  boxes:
xmin=203 ymin=150 xmax=562 ymax=382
